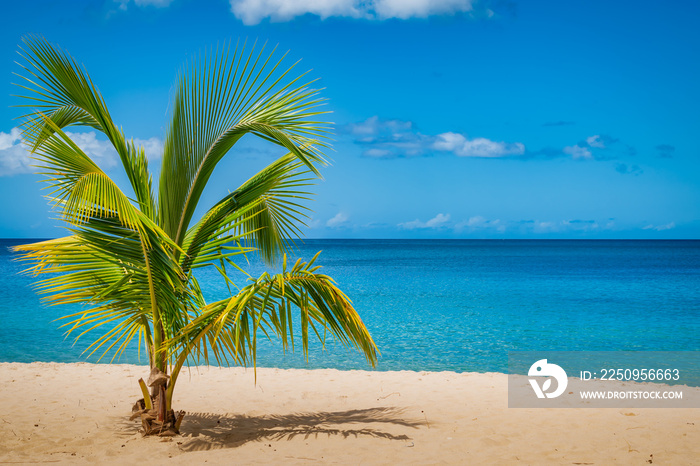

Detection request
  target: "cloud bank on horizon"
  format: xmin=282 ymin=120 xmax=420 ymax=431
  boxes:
xmin=312 ymin=212 xmax=664 ymax=236
xmin=394 ymin=215 xmax=636 ymax=236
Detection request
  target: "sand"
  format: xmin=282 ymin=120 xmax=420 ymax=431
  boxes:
xmin=0 ymin=362 xmax=698 ymax=465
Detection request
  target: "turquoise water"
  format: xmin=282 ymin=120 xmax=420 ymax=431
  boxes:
xmin=1 ymin=239 xmax=699 ymax=377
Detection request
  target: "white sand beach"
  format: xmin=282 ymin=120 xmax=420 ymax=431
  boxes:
xmin=1 ymin=362 xmax=698 ymax=465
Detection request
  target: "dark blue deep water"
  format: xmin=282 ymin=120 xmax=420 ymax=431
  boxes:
xmin=1 ymin=239 xmax=699 ymax=376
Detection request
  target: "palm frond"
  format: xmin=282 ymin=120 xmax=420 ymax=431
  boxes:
xmin=181 ymin=151 xmax=315 ymax=271
xmin=163 ymin=253 xmax=378 ymax=396
xmin=13 ymin=215 xmax=189 ymax=364
xmin=24 ymin=116 xmax=145 ymax=232
xmin=158 ymin=40 xmax=330 ymax=251
xmin=15 ymin=35 xmax=156 ymax=218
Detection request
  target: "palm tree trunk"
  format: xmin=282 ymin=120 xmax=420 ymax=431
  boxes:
xmin=132 ymin=366 xmax=184 ymax=436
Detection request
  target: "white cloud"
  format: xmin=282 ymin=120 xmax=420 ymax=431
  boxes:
xmin=0 ymin=128 xmax=32 ymax=176
xmin=527 ymin=219 xmax=609 ymax=234
xmin=326 ymin=212 xmax=349 ymax=228
xmin=561 ymin=219 xmax=599 ymax=231
xmin=397 ymin=219 xmax=424 ymax=230
xmin=426 ymin=213 xmax=450 ymax=227
xmin=134 ymin=137 xmax=164 ymax=161
xmin=347 ymin=116 xmax=429 ymax=158
xmin=230 ymin=0 xmax=362 ymax=25
xmin=455 ymin=216 xmax=506 ymax=233
xmin=0 ymin=127 xmax=163 ymax=176
xmin=0 ymin=128 xmax=21 ymax=151
xmin=75 ymin=133 xmax=164 ymax=164
xmin=0 ymin=128 xmax=121 ymax=176
xmin=533 ymin=221 xmax=557 ymax=233
xmin=229 ymin=0 xmax=476 ymax=25
xmin=464 ymin=215 xmax=488 ymax=228
xmin=349 ymin=119 xmax=626 ymax=164
xmin=350 ymin=115 xmax=382 ymax=137
xmin=643 ymin=222 xmax=675 ymax=231
xmin=115 ymin=0 xmax=173 ymax=10
xmin=349 ymin=116 xmax=413 ymax=141
xmin=348 ymin=117 xmax=525 ymax=159
xmin=563 ymin=144 xmax=592 ymax=160
xmin=66 ymin=131 xmax=119 ymax=168
xmin=466 ymin=215 xmax=488 ymax=227
xmin=433 ymin=132 xmax=525 ymax=158
xmin=67 ymin=133 xmax=163 ymax=164
xmin=586 ymin=135 xmax=605 ymax=148
xmin=374 ymin=0 xmax=473 ymax=19
xmin=398 ymin=213 xmax=450 ymax=230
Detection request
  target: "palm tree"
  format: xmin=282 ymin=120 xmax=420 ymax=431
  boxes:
xmin=13 ymin=36 xmax=378 ymax=436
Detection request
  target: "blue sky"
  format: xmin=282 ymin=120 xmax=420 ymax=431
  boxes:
xmin=0 ymin=0 xmax=698 ymax=239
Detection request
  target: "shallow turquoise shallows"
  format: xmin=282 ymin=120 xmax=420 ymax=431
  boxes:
xmin=1 ymin=239 xmax=698 ymax=380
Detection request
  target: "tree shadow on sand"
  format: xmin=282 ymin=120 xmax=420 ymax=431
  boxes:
xmin=160 ymin=406 xmax=424 ymax=452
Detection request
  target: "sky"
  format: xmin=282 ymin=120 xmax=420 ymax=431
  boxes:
xmin=0 ymin=0 xmax=698 ymax=239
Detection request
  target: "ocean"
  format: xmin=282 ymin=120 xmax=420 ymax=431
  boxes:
xmin=1 ymin=239 xmax=699 ymax=378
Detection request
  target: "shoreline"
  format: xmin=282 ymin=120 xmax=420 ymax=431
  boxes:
xmin=4 ymin=360 xmax=698 ymax=389
xmin=1 ymin=362 xmax=699 ymax=464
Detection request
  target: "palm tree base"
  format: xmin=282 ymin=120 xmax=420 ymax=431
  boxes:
xmin=131 ymin=396 xmax=185 ymax=437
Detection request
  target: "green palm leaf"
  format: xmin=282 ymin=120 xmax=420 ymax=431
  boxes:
xmin=158 ymin=40 xmax=329 ymax=252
